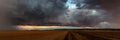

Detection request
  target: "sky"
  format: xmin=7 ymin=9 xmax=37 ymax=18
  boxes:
xmin=65 ymin=0 xmax=77 ymax=9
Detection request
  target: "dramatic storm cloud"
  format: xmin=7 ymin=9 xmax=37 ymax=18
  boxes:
xmin=11 ymin=0 xmax=111 ymax=27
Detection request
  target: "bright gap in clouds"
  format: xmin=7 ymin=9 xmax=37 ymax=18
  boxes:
xmin=65 ymin=0 xmax=77 ymax=10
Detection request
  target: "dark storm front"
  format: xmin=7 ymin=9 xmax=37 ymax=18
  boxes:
xmin=13 ymin=0 xmax=111 ymax=27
